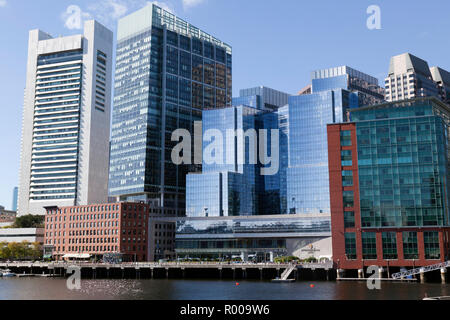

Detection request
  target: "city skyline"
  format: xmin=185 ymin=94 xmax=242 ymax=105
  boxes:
xmin=1 ymin=0 xmax=450 ymax=208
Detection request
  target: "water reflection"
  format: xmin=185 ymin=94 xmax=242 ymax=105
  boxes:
xmin=0 ymin=278 xmax=448 ymax=300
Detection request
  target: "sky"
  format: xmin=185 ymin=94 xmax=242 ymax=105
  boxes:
xmin=0 ymin=0 xmax=449 ymax=210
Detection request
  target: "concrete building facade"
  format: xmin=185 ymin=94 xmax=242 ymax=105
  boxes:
xmin=18 ymin=20 xmax=113 ymax=216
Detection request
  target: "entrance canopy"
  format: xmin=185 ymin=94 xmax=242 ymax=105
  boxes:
xmin=62 ymin=253 xmax=91 ymax=259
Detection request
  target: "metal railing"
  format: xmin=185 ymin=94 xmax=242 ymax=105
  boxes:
xmin=392 ymin=261 xmax=450 ymax=279
xmin=280 ymin=265 xmax=297 ymax=280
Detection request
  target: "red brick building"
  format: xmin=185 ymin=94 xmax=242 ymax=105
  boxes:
xmin=328 ymin=123 xmax=450 ymax=270
xmin=44 ymin=202 xmax=151 ymax=262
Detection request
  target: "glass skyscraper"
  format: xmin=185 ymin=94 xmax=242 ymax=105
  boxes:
xmin=232 ymin=86 xmax=290 ymax=112
xmin=186 ymin=105 xmax=263 ymax=217
xmin=284 ymin=66 xmax=384 ymax=215
xmin=108 ymin=4 xmax=232 ymax=213
xmin=352 ymin=98 xmax=450 ymax=228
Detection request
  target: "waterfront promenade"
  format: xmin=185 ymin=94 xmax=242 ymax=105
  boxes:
xmin=0 ymin=261 xmax=334 ymax=281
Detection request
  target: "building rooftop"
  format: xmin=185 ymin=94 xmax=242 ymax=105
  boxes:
xmin=118 ymin=3 xmax=231 ymax=53
xmin=430 ymin=66 xmax=450 ymax=86
xmin=387 ymin=53 xmax=432 ymax=78
xmin=311 ymin=66 xmax=379 ymax=86
xmin=349 ymin=96 xmax=449 ymax=113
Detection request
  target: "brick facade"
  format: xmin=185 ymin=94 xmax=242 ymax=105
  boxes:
xmin=328 ymin=123 xmax=450 ymax=270
xmin=44 ymin=202 xmax=175 ymax=262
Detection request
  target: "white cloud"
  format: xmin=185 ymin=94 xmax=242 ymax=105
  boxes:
xmin=0 ymin=0 xmax=7 ymax=7
xmin=62 ymin=1 xmax=175 ymax=30
xmin=87 ymin=0 xmax=129 ymax=24
xmin=182 ymin=0 xmax=206 ymax=9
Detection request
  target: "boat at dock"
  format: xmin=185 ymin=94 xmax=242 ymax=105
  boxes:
xmin=271 ymin=278 xmax=295 ymax=283
xmin=1 ymin=269 xmax=17 ymax=277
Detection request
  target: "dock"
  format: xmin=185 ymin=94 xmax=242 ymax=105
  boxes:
xmin=0 ymin=261 xmax=334 ymax=281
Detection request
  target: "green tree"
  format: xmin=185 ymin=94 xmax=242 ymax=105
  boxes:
xmin=13 ymin=215 xmax=44 ymax=228
xmin=31 ymin=242 xmax=43 ymax=260
xmin=0 ymin=242 xmax=12 ymax=260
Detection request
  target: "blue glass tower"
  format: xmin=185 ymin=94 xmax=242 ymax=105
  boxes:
xmin=232 ymin=86 xmax=290 ymax=111
xmin=108 ymin=4 xmax=232 ymax=213
xmin=285 ymin=66 xmax=384 ymax=214
xmin=186 ymin=105 xmax=263 ymax=217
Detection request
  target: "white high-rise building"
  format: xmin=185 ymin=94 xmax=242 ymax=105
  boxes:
xmin=385 ymin=53 xmax=440 ymax=102
xmin=18 ymin=20 xmax=113 ymax=216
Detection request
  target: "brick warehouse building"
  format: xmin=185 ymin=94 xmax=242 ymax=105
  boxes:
xmin=44 ymin=202 xmax=175 ymax=262
xmin=328 ymin=97 xmax=450 ymax=270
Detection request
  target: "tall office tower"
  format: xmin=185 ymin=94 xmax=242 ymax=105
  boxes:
xmin=232 ymin=86 xmax=290 ymax=111
xmin=11 ymin=187 xmax=18 ymax=212
xmin=430 ymin=67 xmax=450 ymax=104
xmin=109 ymin=4 xmax=232 ymax=214
xmin=186 ymin=105 xmax=265 ymax=217
xmin=284 ymin=66 xmax=384 ymax=215
xmin=384 ymin=53 xmax=440 ymax=102
xmin=18 ymin=21 xmax=113 ymax=216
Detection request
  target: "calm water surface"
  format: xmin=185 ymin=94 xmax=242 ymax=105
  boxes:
xmin=0 ymin=278 xmax=448 ymax=300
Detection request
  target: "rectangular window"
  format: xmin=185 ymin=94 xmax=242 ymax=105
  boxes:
xmin=344 ymin=211 xmax=355 ymax=228
xmin=341 ymin=150 xmax=352 ymax=166
xmin=342 ymin=170 xmax=353 ymax=187
xmin=362 ymin=232 xmax=377 ymax=260
xmin=340 ymin=130 xmax=352 ymax=146
xmin=345 ymin=233 xmax=357 ymax=260
xmin=343 ymin=191 xmax=354 ymax=208
xmin=424 ymin=231 xmax=440 ymax=260
xmin=382 ymin=232 xmax=397 ymax=260
xmin=402 ymin=232 xmax=419 ymax=260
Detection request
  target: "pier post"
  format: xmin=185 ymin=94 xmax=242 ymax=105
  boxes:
xmin=242 ymin=268 xmax=246 ymax=279
xmin=93 ymin=268 xmax=96 ymax=279
xmin=336 ymin=269 xmax=345 ymax=279
xmin=325 ymin=269 xmax=329 ymax=281
xmin=259 ymin=268 xmax=263 ymax=280
xmin=358 ymin=269 xmax=364 ymax=279
xmin=219 ymin=268 xmax=222 ymax=280
xmin=420 ymin=268 xmax=426 ymax=283
xmin=276 ymin=268 xmax=280 ymax=278
xmin=121 ymin=267 xmax=124 ymax=279
xmin=378 ymin=267 xmax=385 ymax=279
xmin=106 ymin=268 xmax=110 ymax=279
xmin=232 ymin=268 xmax=236 ymax=280
xmin=150 ymin=268 xmax=154 ymax=279
xmin=136 ymin=269 xmax=140 ymax=280
xmin=441 ymin=268 xmax=447 ymax=284
xmin=182 ymin=268 xmax=186 ymax=279
xmin=165 ymin=268 xmax=169 ymax=279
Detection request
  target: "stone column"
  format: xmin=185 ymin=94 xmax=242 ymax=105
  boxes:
xmin=441 ymin=268 xmax=447 ymax=284
xmin=420 ymin=268 xmax=426 ymax=283
xmin=358 ymin=269 xmax=364 ymax=279
xmin=378 ymin=267 xmax=385 ymax=279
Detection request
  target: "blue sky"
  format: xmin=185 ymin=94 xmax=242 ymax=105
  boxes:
xmin=0 ymin=0 xmax=449 ymax=209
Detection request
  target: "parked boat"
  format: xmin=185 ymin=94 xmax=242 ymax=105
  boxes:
xmin=1 ymin=269 xmax=16 ymax=277
xmin=271 ymin=278 xmax=295 ymax=283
